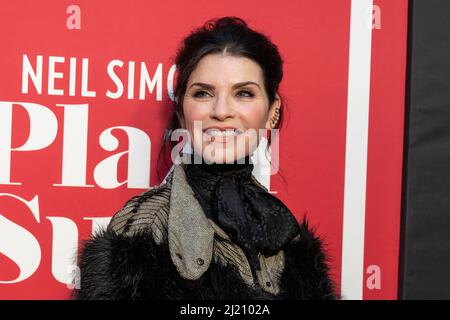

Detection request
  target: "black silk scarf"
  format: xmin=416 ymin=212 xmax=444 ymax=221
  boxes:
xmin=184 ymin=154 xmax=300 ymax=276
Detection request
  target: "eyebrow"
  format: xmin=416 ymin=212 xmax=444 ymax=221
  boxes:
xmin=188 ymin=81 xmax=261 ymax=90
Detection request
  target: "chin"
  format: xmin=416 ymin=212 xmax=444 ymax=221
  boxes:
xmin=202 ymin=144 xmax=250 ymax=164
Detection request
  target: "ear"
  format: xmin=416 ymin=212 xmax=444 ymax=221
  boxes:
xmin=265 ymin=93 xmax=281 ymax=130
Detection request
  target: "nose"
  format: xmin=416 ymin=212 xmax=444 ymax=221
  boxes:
xmin=210 ymin=94 xmax=236 ymax=121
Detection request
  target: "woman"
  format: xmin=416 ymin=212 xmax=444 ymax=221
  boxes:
xmin=74 ymin=16 xmax=337 ymax=300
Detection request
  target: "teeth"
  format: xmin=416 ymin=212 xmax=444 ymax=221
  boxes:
xmin=205 ymin=129 xmax=243 ymax=137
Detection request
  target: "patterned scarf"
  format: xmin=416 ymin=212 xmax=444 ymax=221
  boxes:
xmin=184 ymin=154 xmax=300 ymax=275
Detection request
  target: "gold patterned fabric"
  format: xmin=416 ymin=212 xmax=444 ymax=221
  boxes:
xmin=108 ymin=163 xmax=288 ymax=295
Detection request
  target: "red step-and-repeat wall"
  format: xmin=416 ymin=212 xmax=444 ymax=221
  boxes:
xmin=0 ymin=0 xmax=408 ymax=299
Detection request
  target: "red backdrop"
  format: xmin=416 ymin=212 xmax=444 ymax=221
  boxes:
xmin=0 ymin=0 xmax=408 ymax=299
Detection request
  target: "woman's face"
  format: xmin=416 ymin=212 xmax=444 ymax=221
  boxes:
xmin=182 ymin=53 xmax=279 ymax=164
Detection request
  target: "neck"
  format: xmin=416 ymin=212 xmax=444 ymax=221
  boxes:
xmin=186 ymin=152 xmax=253 ymax=175
xmin=183 ymin=152 xmax=254 ymax=223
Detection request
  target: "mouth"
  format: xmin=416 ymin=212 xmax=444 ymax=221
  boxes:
xmin=203 ymin=128 xmax=245 ymax=142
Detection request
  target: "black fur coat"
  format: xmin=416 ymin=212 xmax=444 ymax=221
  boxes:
xmin=73 ymin=218 xmax=337 ymax=300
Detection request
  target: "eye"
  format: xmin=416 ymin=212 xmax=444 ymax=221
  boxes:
xmin=193 ymin=90 xmax=211 ymax=98
xmin=237 ymin=90 xmax=254 ymax=98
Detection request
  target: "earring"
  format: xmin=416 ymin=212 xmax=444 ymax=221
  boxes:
xmin=271 ymin=108 xmax=280 ymax=128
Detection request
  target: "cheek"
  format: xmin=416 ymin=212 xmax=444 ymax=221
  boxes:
xmin=183 ymin=101 xmax=209 ymax=129
xmin=240 ymin=106 xmax=268 ymax=129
